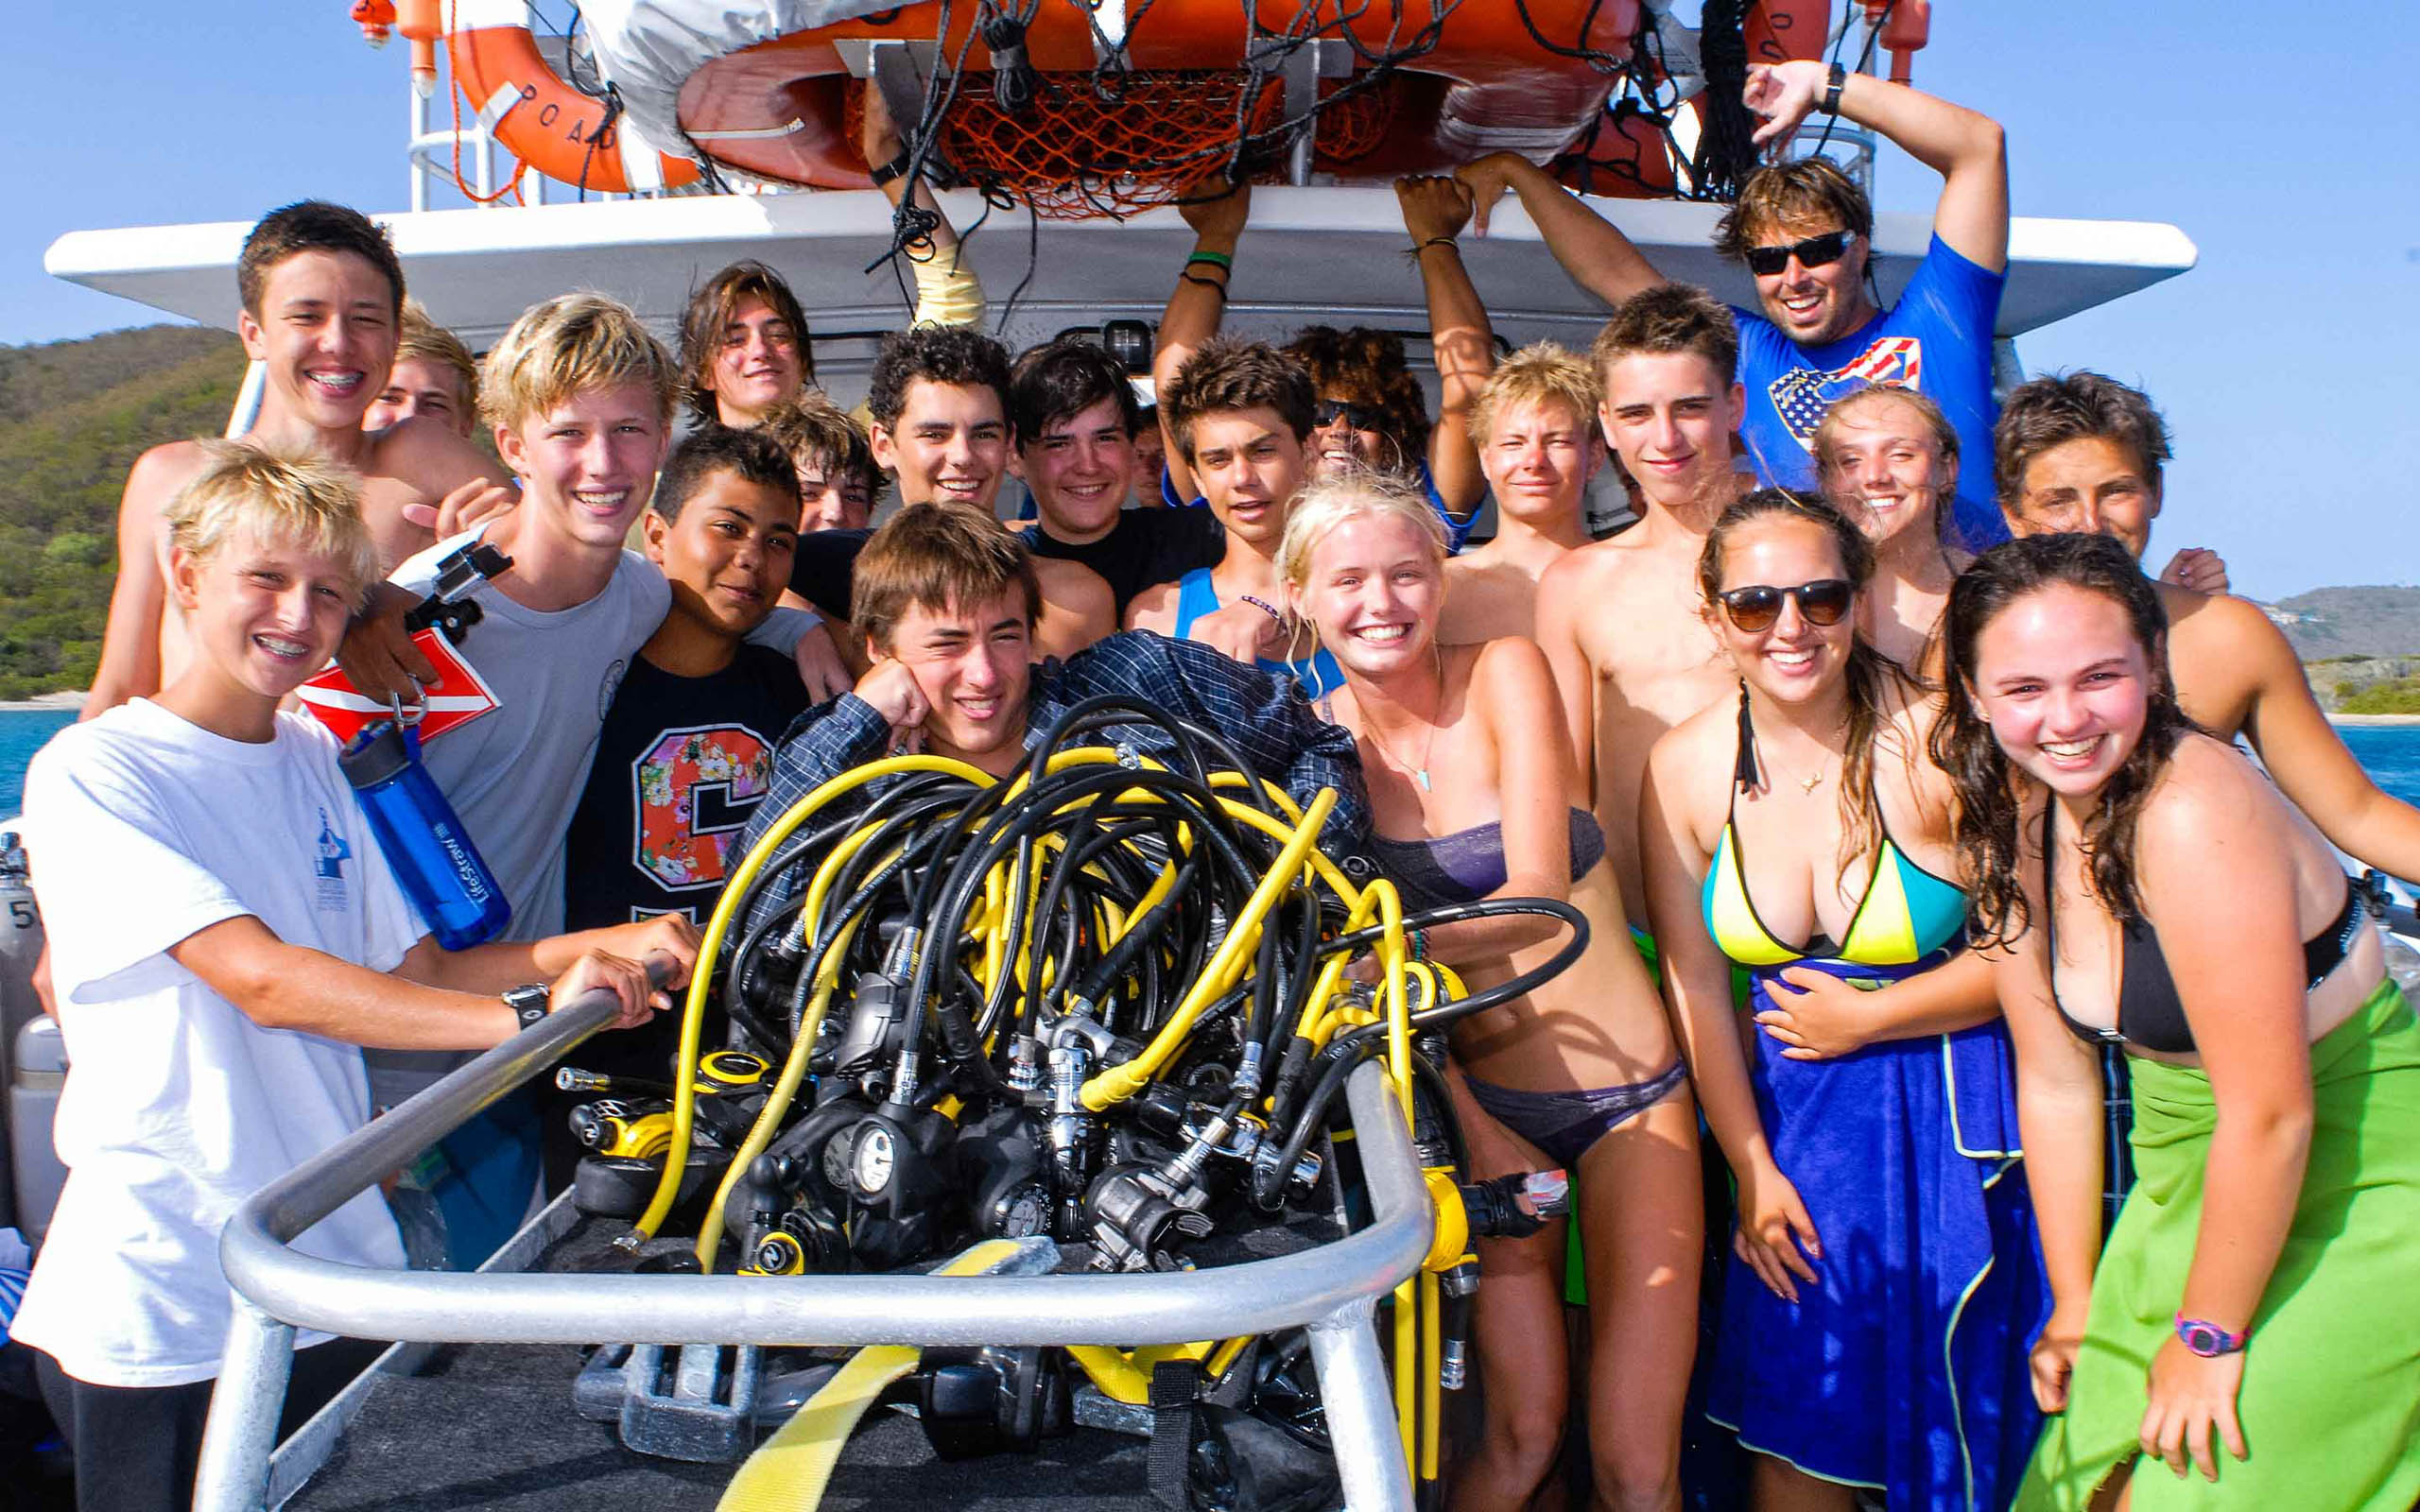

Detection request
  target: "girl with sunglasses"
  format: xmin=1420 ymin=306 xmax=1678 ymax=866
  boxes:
xmin=1936 ymin=533 xmax=2420 ymax=1509
xmin=1280 ymin=472 xmax=1703 ymax=1512
xmin=1640 ymin=490 xmax=2047 ymax=1511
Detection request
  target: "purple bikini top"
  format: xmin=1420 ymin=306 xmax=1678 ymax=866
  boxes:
xmin=1364 ymin=808 xmax=1607 ymax=914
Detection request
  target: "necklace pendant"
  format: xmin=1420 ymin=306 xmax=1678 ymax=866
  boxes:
xmin=1799 ymin=771 xmax=1824 ymax=795
xmin=1414 ymin=768 xmax=1431 ymax=793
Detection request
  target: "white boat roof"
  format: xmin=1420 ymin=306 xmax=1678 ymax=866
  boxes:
xmin=47 ymin=186 xmax=2193 ymax=388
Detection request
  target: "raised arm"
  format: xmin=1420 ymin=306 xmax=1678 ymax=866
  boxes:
xmin=1454 ymin=151 xmax=1664 ymax=306
xmin=862 ymin=79 xmax=987 ymax=328
xmin=1398 ymin=175 xmax=1495 ymax=519
xmin=1743 ymin=60 xmax=2007 ymax=272
xmin=84 ymin=442 xmax=206 ymax=717
xmin=1152 ymin=180 xmax=1251 ymax=504
xmin=2221 ymin=598 xmax=2420 ymax=883
xmin=1640 ymin=730 xmax=1820 ymax=1300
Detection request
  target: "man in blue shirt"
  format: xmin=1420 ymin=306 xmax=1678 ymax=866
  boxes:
xmin=1459 ymin=58 xmax=2011 ymax=549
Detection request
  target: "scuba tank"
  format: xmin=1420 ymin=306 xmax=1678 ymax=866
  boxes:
xmin=340 ymin=722 xmax=511 ymax=950
xmin=0 ymin=832 xmax=45 ymax=1232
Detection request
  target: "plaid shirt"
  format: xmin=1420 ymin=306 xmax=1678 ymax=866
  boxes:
xmin=736 ymin=631 xmax=1371 ymax=936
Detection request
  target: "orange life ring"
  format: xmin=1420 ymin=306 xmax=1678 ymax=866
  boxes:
xmin=661 ymin=0 xmax=1642 ymax=190
xmin=1743 ymin=0 xmax=1832 ymax=68
xmin=442 ymin=0 xmax=700 ymax=194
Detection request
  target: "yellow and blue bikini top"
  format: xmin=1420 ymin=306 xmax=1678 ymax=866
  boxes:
xmin=1701 ymin=685 xmax=1968 ymax=969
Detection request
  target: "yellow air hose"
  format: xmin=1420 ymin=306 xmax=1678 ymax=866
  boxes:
xmin=714 ymin=1239 xmax=1030 ymax=1512
xmin=630 ymin=755 xmax=990 ymax=1245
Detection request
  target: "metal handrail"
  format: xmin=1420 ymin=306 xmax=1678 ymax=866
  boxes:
xmin=195 ymin=987 xmax=1428 ymax=1509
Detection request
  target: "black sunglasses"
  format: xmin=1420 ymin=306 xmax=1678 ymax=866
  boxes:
xmin=1743 ymin=229 xmax=1851 ymax=278
xmin=1718 ymin=578 xmax=1854 ymax=633
xmin=1312 ymin=399 xmax=1381 ymax=431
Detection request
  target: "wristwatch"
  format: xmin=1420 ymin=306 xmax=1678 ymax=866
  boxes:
xmin=1820 ymin=62 xmax=1848 ymax=116
xmin=504 ymin=983 xmax=552 ymax=1031
xmin=869 ymin=149 xmax=913 ymax=188
xmin=2174 ymin=1314 xmax=2250 ymax=1357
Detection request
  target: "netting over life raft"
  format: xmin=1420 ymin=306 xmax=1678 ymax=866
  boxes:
xmin=844 ymin=72 xmax=1402 ymax=220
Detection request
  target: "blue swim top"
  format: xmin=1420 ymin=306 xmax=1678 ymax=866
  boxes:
xmin=1171 ymin=567 xmax=1346 ymax=700
xmin=1701 ymin=686 xmax=1967 ymax=969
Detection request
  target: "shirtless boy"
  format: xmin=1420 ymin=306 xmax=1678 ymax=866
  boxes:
xmin=86 ymin=201 xmax=510 ymax=717
xmin=1996 ymin=371 xmax=2420 ymax=883
xmin=1536 ymin=285 xmax=1753 ymax=937
xmin=1439 ymin=343 xmax=1601 ymax=644
xmin=364 ymin=300 xmax=479 ymax=438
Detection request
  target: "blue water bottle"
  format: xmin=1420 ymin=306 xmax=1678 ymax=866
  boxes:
xmin=340 ymin=720 xmax=510 ymax=949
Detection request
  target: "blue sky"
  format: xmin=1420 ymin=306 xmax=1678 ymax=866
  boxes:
xmin=6 ymin=2 xmax=2415 ymax=600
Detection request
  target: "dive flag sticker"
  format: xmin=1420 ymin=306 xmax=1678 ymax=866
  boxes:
xmin=296 ymin=629 xmax=502 ymax=746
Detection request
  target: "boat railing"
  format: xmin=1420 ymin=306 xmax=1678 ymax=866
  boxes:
xmin=190 ymin=981 xmax=1431 ymax=1511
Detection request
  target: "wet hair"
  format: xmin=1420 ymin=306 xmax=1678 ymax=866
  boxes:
xmin=1696 ymin=488 xmax=1910 ymax=872
xmin=651 ymin=424 xmax=803 ymax=526
xmin=392 ymin=299 xmax=479 ymax=411
xmin=1589 ymin=284 xmax=1739 ymax=389
xmin=678 ymin=261 xmax=813 ymax=425
xmin=165 ymin=439 xmax=380 ymax=606
xmin=237 ymin=200 xmax=406 ymax=322
xmin=1993 ymin=371 xmax=2172 ymax=513
xmin=1930 ymin=532 xmax=2188 ymax=943
xmin=1277 ymin=468 xmax=1448 ymax=588
xmin=1282 ymin=325 xmax=1430 ymax=471
xmin=853 ymin=502 xmax=1045 ymax=653
xmin=1010 ymin=338 xmax=1141 ymax=445
xmin=760 ymin=394 xmax=885 ymax=508
xmin=1712 ymin=157 xmax=1874 ymax=263
xmin=1813 ymin=386 xmax=1961 ymax=545
xmin=866 ymin=326 xmax=1013 ymax=435
xmin=481 ymin=291 xmax=680 ymax=433
xmin=1469 ymin=342 xmax=1600 ymax=449
xmin=1160 ymin=339 xmax=1319 ymax=463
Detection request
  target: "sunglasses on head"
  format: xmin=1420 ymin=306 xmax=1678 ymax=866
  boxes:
xmin=1312 ymin=399 xmax=1381 ymax=431
xmin=1717 ymin=578 xmax=1854 ymax=633
xmin=1744 ymin=229 xmax=1851 ymax=278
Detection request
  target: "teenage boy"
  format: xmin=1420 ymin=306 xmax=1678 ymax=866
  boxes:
xmin=1127 ymin=339 xmax=1343 ymax=697
xmin=1461 ymin=60 xmax=2010 ymax=546
xmin=763 ymin=394 xmax=883 ymax=532
xmin=1151 ymin=178 xmax=1497 ymax=547
xmin=17 ymin=442 xmax=689 ymax=1512
xmin=552 ymin=426 xmax=812 ymax=1179
xmin=365 ymin=299 xmax=479 ymax=438
xmin=786 ymin=326 xmax=1115 ymax=658
xmin=1535 ymin=285 xmax=1752 ymax=936
xmin=1996 ymin=372 xmax=2420 ymax=882
xmin=87 ymin=201 xmax=512 ymax=717
xmin=1011 ymin=337 xmax=1223 ymax=616
xmin=739 ymin=504 xmax=1365 ymax=935
xmin=338 ymin=294 xmax=838 ymax=1261
xmin=1440 ymin=343 xmax=1602 ymax=644
xmin=679 ymin=261 xmax=813 ymax=431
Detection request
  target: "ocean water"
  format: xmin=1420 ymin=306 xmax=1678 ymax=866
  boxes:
xmin=0 ymin=710 xmax=76 ymax=823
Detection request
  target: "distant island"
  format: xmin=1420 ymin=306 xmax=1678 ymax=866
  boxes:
xmin=2 ymin=324 xmax=2417 ymax=710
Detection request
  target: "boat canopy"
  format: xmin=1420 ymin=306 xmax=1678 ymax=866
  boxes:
xmin=45 ymin=188 xmax=2193 ymax=397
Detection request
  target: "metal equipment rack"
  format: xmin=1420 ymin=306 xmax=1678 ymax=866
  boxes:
xmin=191 ymin=983 xmax=1431 ymax=1510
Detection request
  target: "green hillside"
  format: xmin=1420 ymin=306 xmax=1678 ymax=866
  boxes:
xmin=0 ymin=326 xmax=247 ymax=698
xmin=2267 ymin=585 xmax=2420 ymax=662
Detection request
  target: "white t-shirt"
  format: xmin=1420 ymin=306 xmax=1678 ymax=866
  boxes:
xmin=13 ymin=702 xmax=422 ymax=1387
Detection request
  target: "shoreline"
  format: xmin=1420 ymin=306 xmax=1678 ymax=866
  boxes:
xmin=0 ymin=692 xmax=84 ymax=713
xmin=2329 ymin=713 xmax=2420 ymax=727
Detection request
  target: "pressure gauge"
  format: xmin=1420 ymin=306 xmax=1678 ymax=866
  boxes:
xmin=821 ymin=1130 xmax=855 ymax=1192
xmin=853 ymin=1124 xmax=896 ymax=1196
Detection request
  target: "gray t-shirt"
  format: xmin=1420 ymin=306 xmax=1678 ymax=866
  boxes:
xmin=370 ymin=532 xmax=668 ymax=1103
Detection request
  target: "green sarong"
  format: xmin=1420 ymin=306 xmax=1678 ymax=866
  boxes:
xmin=2019 ymin=976 xmax=2420 ymax=1509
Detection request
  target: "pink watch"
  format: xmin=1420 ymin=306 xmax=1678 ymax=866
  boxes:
xmin=2174 ymin=1314 xmax=2250 ymax=1357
